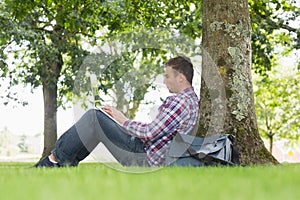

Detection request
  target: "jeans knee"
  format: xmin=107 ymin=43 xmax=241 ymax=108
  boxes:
xmin=84 ymin=108 xmax=98 ymax=119
xmin=86 ymin=108 xmax=97 ymax=115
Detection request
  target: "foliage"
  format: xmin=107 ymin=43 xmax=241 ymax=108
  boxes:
xmin=73 ymin=49 xmax=167 ymax=117
xmin=73 ymin=26 xmax=199 ymax=117
xmin=107 ymin=51 xmax=165 ymax=118
xmin=0 ymin=0 xmax=105 ymax=107
xmin=1 ymin=0 xmax=298 ymax=106
xmin=1 ymin=0 xmax=299 ymax=105
xmin=0 ymin=0 xmax=201 ymax=108
xmin=249 ymin=0 xmax=300 ymax=75
xmin=254 ymin=62 xmax=300 ymax=150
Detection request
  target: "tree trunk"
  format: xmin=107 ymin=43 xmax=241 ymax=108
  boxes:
xmin=42 ymin=83 xmax=58 ymax=158
xmin=269 ymin=134 xmax=273 ymax=154
xmin=41 ymin=54 xmax=62 ymax=158
xmin=199 ymin=0 xmax=278 ymax=164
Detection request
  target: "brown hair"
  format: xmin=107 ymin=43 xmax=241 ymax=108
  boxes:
xmin=165 ymin=56 xmax=194 ymax=84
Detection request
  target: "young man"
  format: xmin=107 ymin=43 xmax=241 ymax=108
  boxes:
xmin=34 ymin=56 xmax=199 ymax=167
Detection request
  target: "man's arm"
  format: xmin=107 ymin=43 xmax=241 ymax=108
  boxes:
xmin=101 ymin=106 xmax=129 ymax=125
xmin=122 ymin=97 xmax=188 ymax=141
xmin=101 ymin=97 xmax=188 ymax=141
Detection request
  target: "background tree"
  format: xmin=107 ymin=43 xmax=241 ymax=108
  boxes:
xmin=250 ymin=0 xmax=299 ymax=153
xmin=18 ymin=135 xmax=29 ymax=153
xmin=109 ymin=53 xmax=164 ymax=119
xmin=78 ymin=49 xmax=166 ymax=119
xmin=0 ymin=0 xmax=108 ymax=157
xmin=0 ymin=127 xmax=13 ymax=156
xmin=254 ymin=64 xmax=300 ymax=153
xmin=1 ymin=0 xmax=164 ymax=158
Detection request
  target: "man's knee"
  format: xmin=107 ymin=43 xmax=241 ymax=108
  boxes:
xmin=86 ymin=108 xmax=97 ymax=115
xmin=82 ymin=108 xmax=98 ymax=121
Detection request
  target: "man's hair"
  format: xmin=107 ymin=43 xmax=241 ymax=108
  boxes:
xmin=165 ymin=56 xmax=194 ymax=84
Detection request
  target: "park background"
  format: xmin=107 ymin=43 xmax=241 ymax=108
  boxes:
xmin=0 ymin=53 xmax=299 ymax=163
xmin=0 ymin=1 xmax=300 ymax=200
xmin=0 ymin=0 xmax=299 ymax=164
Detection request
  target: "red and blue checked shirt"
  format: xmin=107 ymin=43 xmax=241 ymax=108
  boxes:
xmin=123 ymin=87 xmax=199 ymax=166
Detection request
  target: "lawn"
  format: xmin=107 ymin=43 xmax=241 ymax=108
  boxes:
xmin=0 ymin=162 xmax=299 ymax=200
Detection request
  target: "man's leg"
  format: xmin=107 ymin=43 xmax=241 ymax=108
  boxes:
xmin=92 ymin=109 xmax=148 ymax=166
xmin=35 ymin=109 xmax=147 ymax=167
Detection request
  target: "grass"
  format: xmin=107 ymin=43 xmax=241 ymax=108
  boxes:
xmin=0 ymin=162 xmax=300 ymax=200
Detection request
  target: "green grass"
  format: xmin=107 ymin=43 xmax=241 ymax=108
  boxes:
xmin=0 ymin=162 xmax=300 ymax=200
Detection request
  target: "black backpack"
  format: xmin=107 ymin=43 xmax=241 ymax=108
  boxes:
xmin=164 ymin=134 xmax=240 ymax=166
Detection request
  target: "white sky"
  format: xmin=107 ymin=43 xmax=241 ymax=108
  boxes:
xmin=0 ymin=85 xmax=75 ymax=135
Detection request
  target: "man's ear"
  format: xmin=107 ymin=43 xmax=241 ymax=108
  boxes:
xmin=178 ymin=73 xmax=186 ymax=82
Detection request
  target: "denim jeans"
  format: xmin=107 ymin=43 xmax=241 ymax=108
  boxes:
xmin=52 ymin=109 xmax=148 ymax=166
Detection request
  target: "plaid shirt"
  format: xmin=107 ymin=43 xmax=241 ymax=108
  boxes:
xmin=123 ymin=87 xmax=199 ymax=166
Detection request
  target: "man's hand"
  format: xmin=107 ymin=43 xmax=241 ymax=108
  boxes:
xmin=101 ymin=106 xmax=129 ymax=124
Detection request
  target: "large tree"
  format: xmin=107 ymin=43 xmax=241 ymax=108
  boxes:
xmin=199 ymin=0 xmax=277 ymax=164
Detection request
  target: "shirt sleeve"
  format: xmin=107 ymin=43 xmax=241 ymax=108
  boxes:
xmin=122 ymin=96 xmax=188 ymax=141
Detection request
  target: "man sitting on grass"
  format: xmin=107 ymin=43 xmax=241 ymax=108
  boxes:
xmin=34 ymin=56 xmax=199 ymax=167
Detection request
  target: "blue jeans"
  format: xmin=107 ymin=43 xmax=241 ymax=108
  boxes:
xmin=52 ymin=109 xmax=148 ymax=166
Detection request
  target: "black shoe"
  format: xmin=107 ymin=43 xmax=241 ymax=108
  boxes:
xmin=34 ymin=156 xmax=60 ymax=168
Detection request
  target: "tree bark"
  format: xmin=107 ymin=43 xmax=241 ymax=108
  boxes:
xmin=199 ymin=0 xmax=278 ymax=164
xmin=42 ymin=83 xmax=58 ymax=158
xmin=268 ymin=134 xmax=273 ymax=154
xmin=41 ymin=54 xmax=62 ymax=158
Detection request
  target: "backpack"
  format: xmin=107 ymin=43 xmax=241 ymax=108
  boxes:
xmin=164 ymin=134 xmax=240 ymax=166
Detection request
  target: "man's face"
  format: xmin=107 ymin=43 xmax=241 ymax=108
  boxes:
xmin=163 ymin=66 xmax=180 ymax=93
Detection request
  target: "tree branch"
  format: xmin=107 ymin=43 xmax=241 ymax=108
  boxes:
xmin=280 ymin=23 xmax=297 ymax=32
